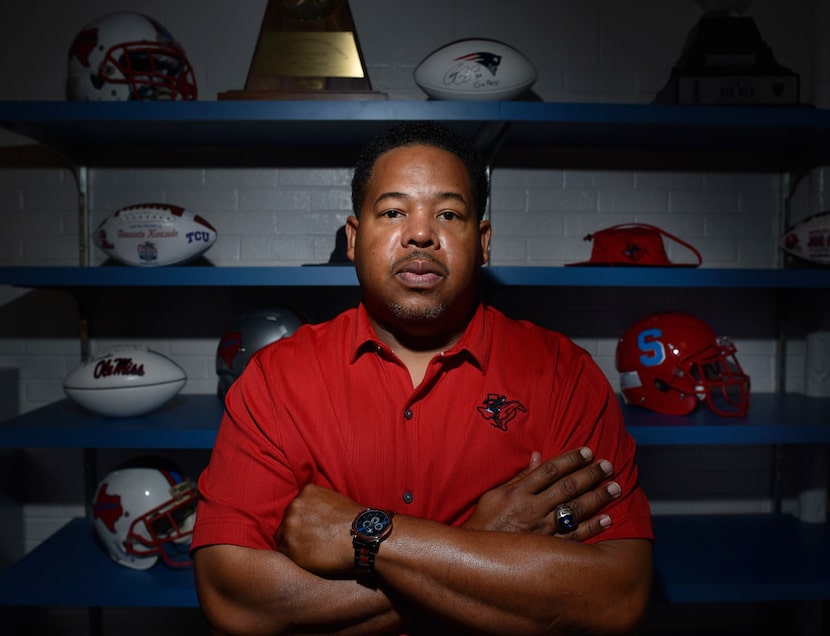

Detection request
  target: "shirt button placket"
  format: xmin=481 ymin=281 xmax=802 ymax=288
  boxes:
xmin=402 ymin=408 xmax=414 ymax=504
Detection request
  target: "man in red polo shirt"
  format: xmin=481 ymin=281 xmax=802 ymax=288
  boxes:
xmin=192 ymin=122 xmax=653 ymax=635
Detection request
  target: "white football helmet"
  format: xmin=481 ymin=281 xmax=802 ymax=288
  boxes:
xmin=91 ymin=459 xmax=198 ymax=570
xmin=67 ymin=12 xmax=197 ymax=101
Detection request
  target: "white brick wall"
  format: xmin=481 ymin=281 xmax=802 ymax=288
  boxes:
xmin=0 ymin=0 xmax=824 ymax=567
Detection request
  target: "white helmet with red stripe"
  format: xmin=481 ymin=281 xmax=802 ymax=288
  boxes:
xmin=67 ymin=12 xmax=197 ymax=101
xmin=91 ymin=457 xmax=198 ymax=570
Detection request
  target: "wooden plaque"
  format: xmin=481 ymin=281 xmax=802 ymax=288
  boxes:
xmin=219 ymin=0 xmax=386 ymax=100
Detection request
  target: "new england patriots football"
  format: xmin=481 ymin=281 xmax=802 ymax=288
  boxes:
xmin=414 ymin=38 xmax=537 ymax=101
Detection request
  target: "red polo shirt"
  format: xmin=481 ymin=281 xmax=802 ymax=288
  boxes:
xmin=192 ymin=302 xmax=653 ymax=551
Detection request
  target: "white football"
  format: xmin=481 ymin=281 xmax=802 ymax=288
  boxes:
xmin=93 ymin=203 xmax=217 ymax=267
xmin=779 ymin=211 xmax=830 ymax=265
xmin=64 ymin=346 xmax=187 ymax=417
xmin=414 ymin=38 xmax=537 ymax=101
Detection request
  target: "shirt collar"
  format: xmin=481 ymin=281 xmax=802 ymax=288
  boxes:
xmin=349 ymin=301 xmax=491 ymax=373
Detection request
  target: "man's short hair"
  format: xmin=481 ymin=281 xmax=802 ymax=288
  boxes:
xmin=351 ymin=121 xmax=490 ymax=220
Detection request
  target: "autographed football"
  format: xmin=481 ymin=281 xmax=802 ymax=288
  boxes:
xmin=779 ymin=211 xmax=830 ymax=265
xmin=64 ymin=346 xmax=187 ymax=417
xmin=414 ymin=38 xmax=537 ymax=101
xmin=93 ymin=203 xmax=217 ymax=267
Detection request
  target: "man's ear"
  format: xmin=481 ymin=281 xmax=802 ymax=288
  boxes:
xmin=479 ymin=220 xmax=492 ymax=266
xmin=345 ymin=215 xmax=359 ymax=262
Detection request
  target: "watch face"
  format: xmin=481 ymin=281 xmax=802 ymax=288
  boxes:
xmin=354 ymin=509 xmax=392 ymax=540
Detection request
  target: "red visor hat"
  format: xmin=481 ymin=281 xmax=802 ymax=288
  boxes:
xmin=566 ymin=223 xmax=702 ymax=267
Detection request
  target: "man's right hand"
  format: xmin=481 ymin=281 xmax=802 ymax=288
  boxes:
xmin=462 ymin=446 xmax=620 ymax=542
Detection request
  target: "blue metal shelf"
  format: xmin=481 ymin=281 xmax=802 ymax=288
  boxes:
xmin=623 ymin=393 xmax=830 ymax=445
xmin=651 ymin=513 xmax=830 ymax=603
xmin=0 ymin=265 xmax=360 ymax=287
xmin=0 ymin=394 xmax=826 ymax=450
xmin=1 ymin=100 xmax=829 ymax=169
xmin=0 ymin=518 xmax=198 ymax=607
xmin=1 ymin=99 xmax=828 ymax=138
xmin=485 ymin=267 xmax=830 ymax=288
xmin=1 ymin=266 xmax=828 ymax=289
xmin=0 ymin=395 xmax=222 ymax=449
xmin=2 ymin=513 xmax=828 ymax=607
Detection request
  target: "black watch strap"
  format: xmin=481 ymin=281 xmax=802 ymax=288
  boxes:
xmin=353 ymin=543 xmax=378 ymax=575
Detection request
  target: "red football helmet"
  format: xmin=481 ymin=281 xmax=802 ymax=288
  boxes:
xmin=615 ymin=312 xmax=750 ymax=417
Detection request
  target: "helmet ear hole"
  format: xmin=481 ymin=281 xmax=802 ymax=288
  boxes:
xmin=653 ymin=378 xmax=671 ymax=392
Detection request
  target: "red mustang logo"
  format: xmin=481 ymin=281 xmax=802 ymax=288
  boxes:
xmin=477 ymin=393 xmax=527 ymax=431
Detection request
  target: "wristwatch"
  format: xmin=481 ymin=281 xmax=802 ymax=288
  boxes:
xmin=351 ymin=508 xmax=394 ymax=576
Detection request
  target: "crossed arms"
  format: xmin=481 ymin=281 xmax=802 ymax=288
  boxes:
xmin=193 ymin=447 xmax=653 ymax=636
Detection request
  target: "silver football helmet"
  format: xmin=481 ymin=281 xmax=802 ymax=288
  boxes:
xmin=216 ymin=307 xmax=304 ymax=397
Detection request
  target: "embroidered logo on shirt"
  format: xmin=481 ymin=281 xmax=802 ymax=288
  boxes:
xmin=477 ymin=393 xmax=527 ymax=431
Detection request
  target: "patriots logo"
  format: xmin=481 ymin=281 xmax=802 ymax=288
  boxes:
xmin=453 ymin=52 xmax=502 ymax=75
xmin=477 ymin=393 xmax=527 ymax=431
xmin=92 ymin=483 xmax=123 ymax=533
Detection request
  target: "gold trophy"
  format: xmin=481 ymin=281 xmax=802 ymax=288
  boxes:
xmin=219 ymin=0 xmax=386 ymax=100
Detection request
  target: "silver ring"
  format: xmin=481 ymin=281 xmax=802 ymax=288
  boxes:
xmin=554 ymin=503 xmax=576 ymax=534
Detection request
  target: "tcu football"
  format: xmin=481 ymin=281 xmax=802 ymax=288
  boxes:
xmin=779 ymin=211 xmax=830 ymax=265
xmin=414 ymin=38 xmax=537 ymax=100
xmin=94 ymin=203 xmax=217 ymax=267
xmin=63 ymin=346 xmax=186 ymax=417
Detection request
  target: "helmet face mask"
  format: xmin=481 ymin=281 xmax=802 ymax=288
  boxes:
xmin=68 ymin=12 xmax=197 ymax=101
xmin=616 ymin=312 xmax=750 ymax=417
xmin=123 ymin=481 xmax=197 ymax=563
xmin=98 ymin=40 xmax=193 ymax=100
xmin=685 ymin=337 xmax=749 ymax=416
xmin=92 ymin=461 xmax=198 ymax=570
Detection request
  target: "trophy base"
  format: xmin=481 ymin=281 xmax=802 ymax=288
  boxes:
xmin=673 ymin=74 xmax=798 ymax=105
xmin=654 ymin=13 xmax=800 ymax=106
xmin=218 ymin=90 xmax=388 ymax=101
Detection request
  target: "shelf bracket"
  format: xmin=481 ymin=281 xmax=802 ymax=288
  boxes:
xmin=68 ymin=164 xmax=91 ymax=361
xmin=473 ymin=121 xmax=511 ymax=226
xmin=74 ymin=165 xmax=89 ymax=268
xmin=473 ymin=120 xmax=511 ymax=168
